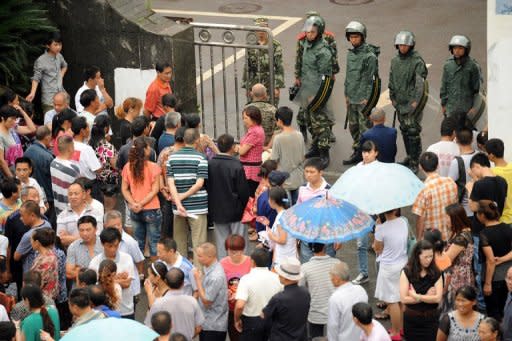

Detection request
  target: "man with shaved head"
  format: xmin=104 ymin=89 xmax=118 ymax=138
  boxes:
xmin=359 ymin=107 xmax=397 ymax=163
xmin=44 ymin=91 xmax=73 ymax=129
xmin=245 ymin=83 xmax=277 ymax=148
xmin=193 ymin=243 xmax=228 ymax=340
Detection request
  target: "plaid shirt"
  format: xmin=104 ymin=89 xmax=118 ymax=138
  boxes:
xmin=412 ymin=173 xmax=458 ymax=240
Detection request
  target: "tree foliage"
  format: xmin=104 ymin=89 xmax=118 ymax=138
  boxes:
xmin=0 ymin=0 xmax=57 ymax=92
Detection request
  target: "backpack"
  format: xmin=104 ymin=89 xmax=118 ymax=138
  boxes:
xmin=454 ymin=156 xmax=467 ymax=203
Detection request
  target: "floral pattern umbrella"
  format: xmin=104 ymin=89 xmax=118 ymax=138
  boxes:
xmin=280 ymin=195 xmax=374 ymax=243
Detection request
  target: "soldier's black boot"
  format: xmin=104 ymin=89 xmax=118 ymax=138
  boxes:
xmin=319 ymin=149 xmax=330 ymax=169
xmin=305 ymin=145 xmax=320 ymax=158
xmin=299 ymin=125 xmax=308 ymax=143
xmin=343 ymin=150 xmax=362 ymax=165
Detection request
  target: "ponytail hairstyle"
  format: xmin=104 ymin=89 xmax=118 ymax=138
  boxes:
xmin=51 ymin=108 xmax=76 ymax=138
xmin=128 ymin=136 xmax=148 ymax=184
xmin=149 ymin=261 xmax=168 ymax=281
xmin=477 ymin=200 xmax=501 ymax=222
xmin=89 ymin=114 xmax=110 ymax=150
xmin=21 ymin=284 xmax=55 ymax=337
xmin=268 ymin=187 xmax=289 ymax=209
xmin=98 ymin=259 xmax=119 ymax=310
xmin=115 ymin=97 xmax=142 ymax=120
xmin=423 ymin=229 xmax=446 ymax=254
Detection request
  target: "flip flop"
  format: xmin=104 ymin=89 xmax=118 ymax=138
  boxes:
xmin=374 ymin=312 xmax=390 ymax=320
xmin=376 ymin=302 xmax=388 ymax=310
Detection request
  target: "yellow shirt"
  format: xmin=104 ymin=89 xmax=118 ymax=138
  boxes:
xmin=492 ymin=163 xmax=512 ymax=224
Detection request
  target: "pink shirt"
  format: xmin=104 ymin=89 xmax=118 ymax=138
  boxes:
xmin=240 ymin=125 xmax=264 ymax=182
xmin=220 ymin=256 xmax=252 ymax=311
xmin=297 ymin=179 xmax=329 ymax=204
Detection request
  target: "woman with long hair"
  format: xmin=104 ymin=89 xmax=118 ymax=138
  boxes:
xmin=17 ymin=284 xmax=60 ymax=341
xmin=400 ymin=240 xmax=443 ymax=341
xmin=116 ymin=97 xmax=142 ymax=146
xmin=144 ymin=261 xmax=169 ymax=308
xmin=121 ymin=136 xmax=161 ymax=260
xmin=51 ymin=108 xmax=76 ymax=155
xmin=442 ymin=203 xmax=474 ymax=313
xmin=266 ymin=187 xmax=296 ymax=266
xmin=436 ymin=285 xmax=485 ymax=341
xmin=219 ymin=234 xmax=251 ymax=341
xmin=30 ymin=228 xmax=59 ymax=300
xmin=89 ymin=114 xmax=119 ymax=211
xmin=477 ymin=199 xmax=512 ymax=321
xmin=98 ymin=259 xmax=121 ymax=311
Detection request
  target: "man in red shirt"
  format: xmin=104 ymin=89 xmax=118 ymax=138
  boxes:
xmin=144 ymin=62 xmax=173 ymax=119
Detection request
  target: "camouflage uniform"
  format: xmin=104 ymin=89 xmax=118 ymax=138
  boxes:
xmin=244 ymin=101 xmax=277 ymax=146
xmin=243 ymin=39 xmax=285 ymax=107
xmin=389 ymin=49 xmax=428 ymax=169
xmin=345 ymin=42 xmax=380 ymax=151
xmin=295 ymin=31 xmax=340 ymax=132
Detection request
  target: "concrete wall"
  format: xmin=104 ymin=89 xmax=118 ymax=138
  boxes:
xmin=43 ymin=0 xmax=196 ymax=145
xmin=488 ymin=0 xmax=512 ymax=160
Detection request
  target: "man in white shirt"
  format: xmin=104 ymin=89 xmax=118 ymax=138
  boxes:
xmin=78 ymin=89 xmax=101 ymax=128
xmin=234 ymin=248 xmax=282 ymax=340
xmin=104 ymin=210 xmax=145 ymax=297
xmin=352 ymin=302 xmax=391 ymax=341
xmin=426 ymin=116 xmax=460 ymax=177
xmin=327 ymin=261 xmax=368 ymax=341
xmin=74 ymin=65 xmax=113 ymax=115
xmin=89 ymin=227 xmax=136 ymax=318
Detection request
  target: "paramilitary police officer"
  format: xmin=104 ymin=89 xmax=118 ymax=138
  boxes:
xmin=242 ymin=17 xmax=285 ymax=106
xmin=389 ymin=31 xmax=428 ymax=173
xmin=295 ymin=11 xmax=339 ymax=142
xmin=343 ymin=21 xmax=381 ymax=165
xmin=297 ymin=15 xmax=335 ymax=168
xmin=440 ymin=35 xmax=482 ymax=130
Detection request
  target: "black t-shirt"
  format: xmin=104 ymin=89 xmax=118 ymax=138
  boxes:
xmin=4 ymin=211 xmax=30 ymax=281
xmin=470 ymin=176 xmax=508 ymax=235
xmin=150 ymin=116 xmax=165 ymax=142
xmin=118 ymin=119 xmax=132 ymax=147
xmin=403 ymin=267 xmax=441 ymax=312
xmin=480 ymin=222 xmax=512 ymax=257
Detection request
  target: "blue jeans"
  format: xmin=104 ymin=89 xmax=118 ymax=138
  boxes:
xmin=130 ymin=209 xmax=162 ymax=257
xmin=299 ymin=241 xmax=336 ymax=263
xmin=473 ymin=235 xmax=487 ymax=312
xmin=357 ymin=233 xmax=369 ymax=276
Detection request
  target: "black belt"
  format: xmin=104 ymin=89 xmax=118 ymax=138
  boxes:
xmin=241 ymin=161 xmax=262 ymax=166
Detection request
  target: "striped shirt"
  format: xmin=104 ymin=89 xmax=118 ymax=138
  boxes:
xmin=412 ymin=173 xmax=458 ymax=240
xmin=299 ymin=255 xmax=341 ymax=324
xmin=50 ymin=158 xmax=80 ymax=215
xmin=167 ymin=146 xmax=208 ymax=214
xmin=56 ymin=204 xmax=104 ymax=237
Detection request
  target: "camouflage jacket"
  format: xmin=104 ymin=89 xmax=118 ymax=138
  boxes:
xmin=388 ymin=50 xmax=428 ymax=114
xmin=295 ymin=30 xmax=339 ymax=79
xmin=440 ymin=56 xmax=481 ymax=114
xmin=243 ymin=39 xmax=285 ymax=90
xmin=344 ymin=42 xmax=380 ymax=104
xmin=244 ymin=101 xmax=277 ymax=145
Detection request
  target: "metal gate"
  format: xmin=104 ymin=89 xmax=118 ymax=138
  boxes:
xmin=191 ymin=22 xmax=275 ymax=139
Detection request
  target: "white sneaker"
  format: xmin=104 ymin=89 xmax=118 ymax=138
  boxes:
xmin=352 ymin=273 xmax=369 ymax=285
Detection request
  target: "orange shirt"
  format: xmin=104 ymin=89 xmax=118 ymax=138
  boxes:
xmin=121 ymin=161 xmax=161 ymax=210
xmin=144 ymin=78 xmax=172 ymax=118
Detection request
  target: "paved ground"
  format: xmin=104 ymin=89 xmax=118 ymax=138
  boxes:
xmin=132 ymin=0 xmax=486 ymax=336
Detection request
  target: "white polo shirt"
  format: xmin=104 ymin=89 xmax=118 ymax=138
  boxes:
xmin=235 ymin=267 xmax=282 ymax=317
xmin=73 ymin=140 xmax=101 ymax=180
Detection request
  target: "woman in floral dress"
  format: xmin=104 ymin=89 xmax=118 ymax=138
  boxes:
xmin=30 ymin=228 xmax=58 ymax=300
xmin=443 ymin=203 xmax=474 ymax=313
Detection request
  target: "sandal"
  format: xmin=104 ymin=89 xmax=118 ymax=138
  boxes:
xmin=248 ymin=230 xmax=258 ymax=241
xmin=374 ymin=312 xmax=390 ymax=320
xmin=376 ymin=301 xmax=388 ymax=310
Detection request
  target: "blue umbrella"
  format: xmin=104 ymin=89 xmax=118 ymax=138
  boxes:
xmin=62 ymin=318 xmax=158 ymax=341
xmin=329 ymin=161 xmax=425 ymax=214
xmin=280 ymin=195 xmax=374 ymax=243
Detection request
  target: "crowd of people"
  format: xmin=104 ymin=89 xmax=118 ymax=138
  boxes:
xmin=0 ymin=7 xmax=508 ymax=341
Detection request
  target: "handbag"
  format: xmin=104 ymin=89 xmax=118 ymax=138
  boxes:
xmin=402 ymin=216 xmax=417 ymax=256
xmin=241 ymin=196 xmax=256 ymax=224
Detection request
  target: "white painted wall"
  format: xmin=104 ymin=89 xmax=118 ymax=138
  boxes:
xmin=488 ymin=0 xmax=512 ymax=160
xmin=113 ymin=67 xmax=156 ymax=107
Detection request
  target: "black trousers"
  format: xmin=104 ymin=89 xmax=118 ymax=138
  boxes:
xmin=484 ymin=280 xmax=508 ymax=321
xmin=240 ymin=316 xmax=268 ymax=341
xmin=308 ymin=323 xmax=325 ymax=339
xmin=199 ymin=330 xmax=227 ymax=341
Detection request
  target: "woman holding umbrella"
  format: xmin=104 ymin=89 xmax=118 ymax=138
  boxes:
xmin=373 ymin=208 xmax=408 ymax=340
xmin=400 ymin=240 xmax=443 ymax=341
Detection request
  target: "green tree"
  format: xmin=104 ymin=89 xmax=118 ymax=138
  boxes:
xmin=0 ymin=0 xmax=56 ymax=93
